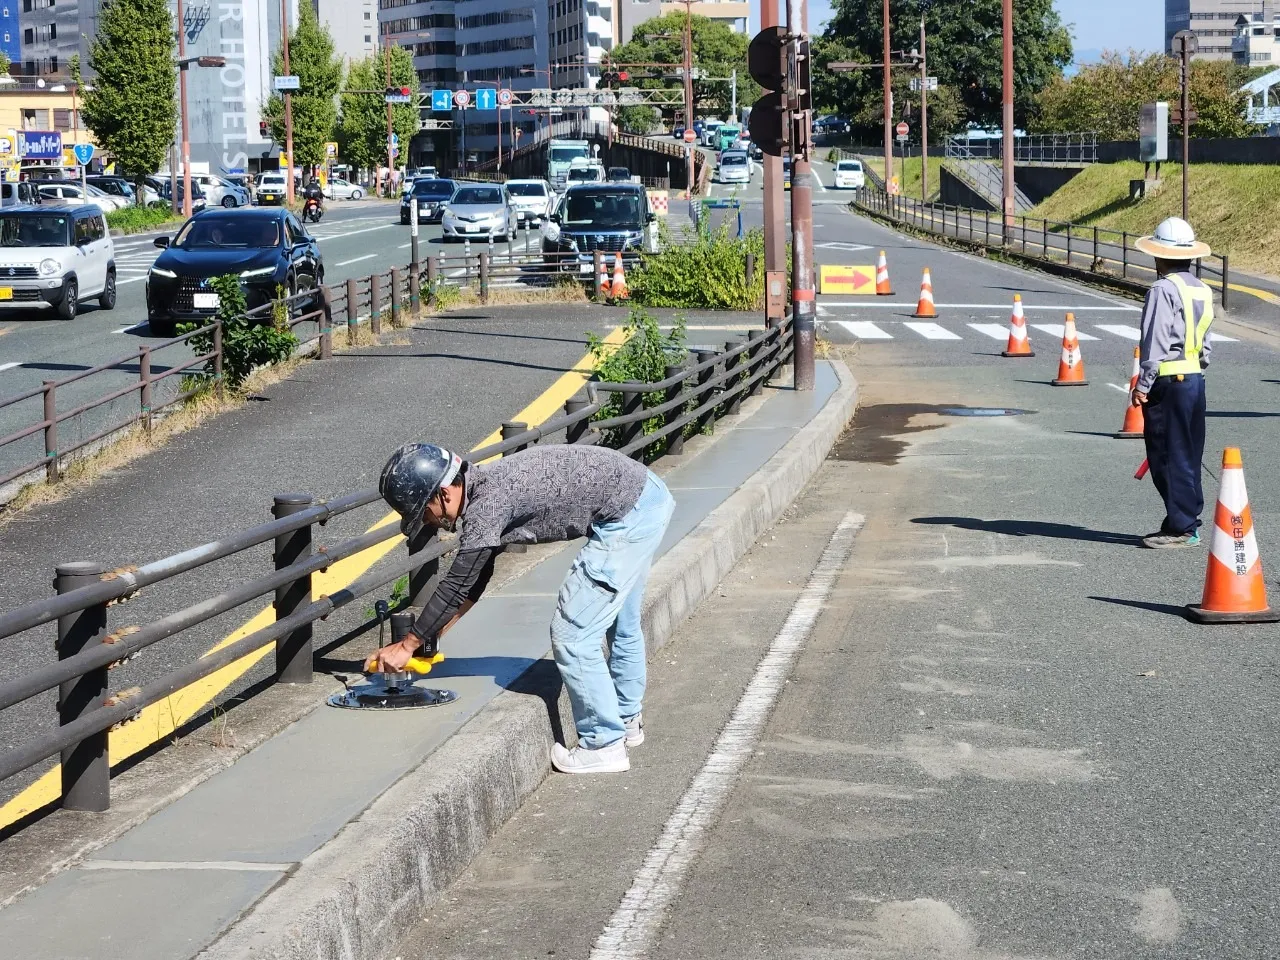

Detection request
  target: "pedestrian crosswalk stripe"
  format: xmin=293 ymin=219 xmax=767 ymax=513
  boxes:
xmin=1031 ymin=323 xmax=1099 ymax=341
xmin=967 ymin=323 xmax=1010 ymax=340
xmin=903 ymin=321 xmax=961 ymax=340
xmin=837 ymin=320 xmax=892 ymax=339
xmin=1095 ymin=324 xmax=1140 ymax=340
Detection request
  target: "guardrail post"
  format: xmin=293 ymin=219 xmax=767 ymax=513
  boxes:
xmin=427 ymin=255 xmax=439 ymax=309
xmin=42 ymin=379 xmax=58 ymax=482
xmin=593 ymin=250 xmax=605 ymax=299
xmin=390 ymin=267 xmax=402 ymax=327
xmin=1042 ymin=219 xmax=1048 ymax=258
xmin=722 ymin=341 xmax=744 ymax=416
xmin=319 ymin=286 xmax=334 ymax=360
xmin=1065 ymin=224 xmax=1072 ymax=267
xmin=1121 ymin=231 xmax=1129 ymax=280
xmin=694 ymin=348 xmax=717 ymax=435
xmin=345 ymin=277 xmax=358 ymax=341
xmin=369 ymin=273 xmax=382 ymax=335
xmin=464 ymin=240 xmax=472 ymax=287
xmin=56 ymin=561 xmax=110 ymax=811
xmin=620 ymin=381 xmax=644 ymax=456
xmin=565 ymin=396 xmax=591 ymax=444
xmin=272 ymin=493 xmax=313 ymax=684
xmin=479 ymin=252 xmax=490 ymax=303
xmin=663 ymin=363 xmax=686 ymax=455
xmin=1092 ymin=226 xmax=1100 ymax=268
xmin=500 ymin=421 xmax=528 ymax=551
xmin=1221 ymin=254 xmax=1230 ymax=309
xmin=747 ymin=329 xmax=767 ymax=396
xmin=212 ymin=319 xmax=224 ymax=398
xmin=138 ymin=346 xmax=153 ymax=433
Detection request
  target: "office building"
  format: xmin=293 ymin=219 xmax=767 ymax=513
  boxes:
xmin=15 ymin=0 xmax=97 ymax=77
xmin=1165 ymin=0 xmax=1270 ymax=60
xmin=314 ymin=0 xmax=376 ymax=67
xmin=0 ymin=2 xmax=18 ymax=65
xmin=1233 ymin=8 xmax=1280 ymax=64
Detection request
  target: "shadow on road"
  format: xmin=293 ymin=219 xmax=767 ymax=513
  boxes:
xmin=912 ymin=515 xmax=1143 ymax=546
xmin=1205 ymin=411 xmax=1280 ymax=418
xmin=1088 ymin=595 xmax=1190 ymax=618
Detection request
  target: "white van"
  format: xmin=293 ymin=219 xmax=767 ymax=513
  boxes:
xmin=834 ymin=158 xmax=866 ymax=189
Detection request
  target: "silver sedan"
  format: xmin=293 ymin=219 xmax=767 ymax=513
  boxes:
xmin=441 ymin=184 xmax=518 ymax=242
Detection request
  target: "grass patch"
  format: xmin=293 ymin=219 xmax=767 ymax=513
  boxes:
xmin=106 ymin=205 xmax=184 ymax=235
xmin=422 ymin=279 xmax=589 ymax=313
xmin=858 ymin=155 xmax=945 ymax=202
xmin=1028 ymin=161 xmax=1280 ymax=279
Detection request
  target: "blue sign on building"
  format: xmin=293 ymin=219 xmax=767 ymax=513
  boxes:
xmin=18 ymin=131 xmax=63 ymax=160
xmin=0 ymin=3 xmax=19 ymax=64
xmin=474 ymin=88 xmax=497 ymax=111
xmin=431 ymin=90 xmax=452 ymax=112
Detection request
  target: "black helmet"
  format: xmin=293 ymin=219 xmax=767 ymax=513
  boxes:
xmin=379 ymin=443 xmax=463 ymax=542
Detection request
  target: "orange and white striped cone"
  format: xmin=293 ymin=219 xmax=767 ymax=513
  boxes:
xmin=875 ymin=250 xmax=893 ymax=296
xmin=1115 ymin=346 xmax=1145 ymax=438
xmin=597 ymin=260 xmax=611 ymax=299
xmin=1001 ymin=294 xmax=1034 ymax=358
xmin=610 ymin=256 xmax=629 ymax=301
xmin=1188 ymin=448 xmax=1280 ymax=623
xmin=1051 ymin=313 xmax=1088 ymax=386
xmin=912 ymin=268 xmax=937 ymax=318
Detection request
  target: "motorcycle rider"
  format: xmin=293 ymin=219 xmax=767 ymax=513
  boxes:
xmin=301 ymin=175 xmax=324 ymax=221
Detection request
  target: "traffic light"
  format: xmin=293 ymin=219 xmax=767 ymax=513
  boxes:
xmin=384 ymin=86 xmax=412 ymax=103
xmin=747 ymin=26 xmax=808 ymax=157
xmin=259 ymin=120 xmax=269 ymax=138
xmin=599 ymin=70 xmax=630 ymax=88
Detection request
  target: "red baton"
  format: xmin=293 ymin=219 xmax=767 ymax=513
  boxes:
xmin=1134 ymin=459 xmax=1149 ymax=480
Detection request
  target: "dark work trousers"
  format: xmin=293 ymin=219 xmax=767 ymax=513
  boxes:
xmin=1143 ymin=373 xmax=1206 ymax=535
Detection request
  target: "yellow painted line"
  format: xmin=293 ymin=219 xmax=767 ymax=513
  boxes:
xmin=0 ymin=325 xmax=627 ymax=830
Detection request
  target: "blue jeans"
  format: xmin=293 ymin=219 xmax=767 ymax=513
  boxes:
xmin=550 ymin=473 xmax=675 ymax=749
xmin=1143 ymin=374 xmax=1206 ymax=536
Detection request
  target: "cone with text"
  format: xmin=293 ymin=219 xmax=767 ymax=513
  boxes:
xmin=1188 ymin=448 xmax=1280 ymax=623
xmin=912 ymin=268 xmax=937 ymax=318
xmin=610 ymin=256 xmax=629 ymax=301
xmin=875 ymin=250 xmax=893 ymax=296
xmin=1001 ymin=294 xmax=1034 ymax=357
xmin=1115 ymin=346 xmax=1145 ymax=438
xmin=1051 ymin=313 xmax=1088 ymax=386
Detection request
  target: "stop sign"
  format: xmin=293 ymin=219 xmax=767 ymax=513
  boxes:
xmin=683 ymin=128 xmax=696 ymax=143
xmin=895 ymin=121 xmax=909 ymax=138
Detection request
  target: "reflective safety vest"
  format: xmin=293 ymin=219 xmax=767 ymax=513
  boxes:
xmin=1157 ymin=274 xmax=1215 ymax=377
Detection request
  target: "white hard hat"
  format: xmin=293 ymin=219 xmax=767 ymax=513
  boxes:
xmin=1135 ymin=216 xmax=1211 ymax=260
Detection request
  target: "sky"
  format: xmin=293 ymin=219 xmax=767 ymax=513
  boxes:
xmin=756 ymin=0 xmax=1164 ymax=65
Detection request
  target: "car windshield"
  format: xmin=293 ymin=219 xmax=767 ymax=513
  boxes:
xmin=563 ymin=192 xmax=644 ymax=227
xmin=722 ymin=154 xmax=747 ymax=166
xmin=259 ymin=176 xmax=285 ymax=186
xmin=0 ymin=213 xmax=72 ymax=247
xmin=175 ymin=216 xmax=281 ymax=248
xmin=568 ymin=168 xmax=600 ymax=182
xmin=507 ymin=183 xmax=546 ymax=197
xmin=550 ymin=146 xmax=590 ymax=163
xmin=837 ymin=161 xmax=861 ymax=171
xmin=413 ymin=179 xmax=454 ymax=198
xmin=453 ymin=187 xmax=502 ymax=205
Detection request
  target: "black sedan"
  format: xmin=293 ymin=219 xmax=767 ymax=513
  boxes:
xmin=145 ymin=208 xmax=323 ymax=337
xmin=400 ymin=178 xmax=456 ymax=224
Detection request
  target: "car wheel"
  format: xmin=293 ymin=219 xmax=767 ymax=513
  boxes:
xmin=98 ymin=270 xmax=117 ymax=310
xmin=222 ymin=195 xmax=237 ymax=208
xmin=352 ymin=189 xmax=363 ymax=200
xmin=57 ymin=279 xmax=78 ymax=321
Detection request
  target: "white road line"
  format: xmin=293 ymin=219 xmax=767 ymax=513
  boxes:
xmin=0 ymin=361 xmax=22 ymax=372
xmin=589 ymin=512 xmax=865 ymax=960
xmin=113 ymin=322 xmax=148 ymax=334
xmin=1208 ymin=331 xmax=1238 ymax=343
xmin=1030 ymin=323 xmax=1099 ymax=341
xmin=335 ymin=254 xmax=377 ymax=267
xmin=837 ymin=320 xmax=892 ymax=339
xmin=968 ymin=323 xmax=1011 ymax=340
xmin=1107 ymin=383 xmax=1129 ymax=393
xmin=1095 ymin=324 xmax=1140 ymax=340
xmin=313 ymin=223 xmax=396 ymax=242
xmin=818 ymin=301 xmax=1140 ymax=311
xmin=398 ymin=242 xmax=412 ymax=249
xmin=903 ymin=321 xmax=961 ymax=340
xmin=80 ymin=859 xmax=292 ymax=872
xmin=118 ymin=276 xmax=148 ymax=285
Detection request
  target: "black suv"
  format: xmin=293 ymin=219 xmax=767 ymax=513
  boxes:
xmin=542 ymin=184 xmax=655 ymax=270
xmin=400 ymin=178 xmax=456 ymax=224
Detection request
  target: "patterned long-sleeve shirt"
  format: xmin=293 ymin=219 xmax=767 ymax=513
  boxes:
xmin=1136 ymin=271 xmax=1212 ymax=394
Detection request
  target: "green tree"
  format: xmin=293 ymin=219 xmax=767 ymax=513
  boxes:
xmin=261 ymin=2 xmax=343 ymax=172
xmin=1033 ymin=51 xmax=1252 ymax=139
xmin=818 ymin=0 xmax=1072 ymax=136
xmin=79 ymin=0 xmax=177 ymax=200
xmin=337 ymin=46 xmax=420 ymax=174
xmin=609 ymin=12 xmax=758 ymax=123
xmin=616 ymin=104 xmax=661 ymax=134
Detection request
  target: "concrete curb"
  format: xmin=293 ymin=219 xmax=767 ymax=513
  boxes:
xmin=198 ymin=360 xmax=859 ymax=960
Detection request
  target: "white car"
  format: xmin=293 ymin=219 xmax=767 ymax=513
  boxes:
xmin=192 ymin=173 xmax=252 ymax=208
xmin=254 ymin=173 xmax=288 ymax=205
xmin=717 ymin=151 xmax=751 ymax=185
xmin=36 ymin=183 xmax=128 ymax=211
xmin=833 ymin=158 xmax=866 ymax=189
xmin=505 ymin=178 xmax=554 ymax=224
xmin=0 ymin=204 xmax=117 ymax=319
xmin=324 ymin=177 xmax=365 ymax=200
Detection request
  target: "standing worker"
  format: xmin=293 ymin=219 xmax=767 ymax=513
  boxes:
xmin=372 ymin=442 xmax=675 ymax=773
xmin=1132 ymin=217 xmax=1215 ymax=548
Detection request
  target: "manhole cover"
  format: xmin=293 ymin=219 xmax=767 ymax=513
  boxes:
xmin=937 ymin=407 xmax=1033 ymax=417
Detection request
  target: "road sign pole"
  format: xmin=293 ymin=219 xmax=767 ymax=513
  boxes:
xmin=882 ymin=0 xmax=892 ymax=195
xmin=920 ymin=13 xmax=928 ymax=202
xmin=787 ymin=0 xmax=815 ymax=392
xmin=281 ymin=0 xmax=294 ymax=205
xmin=1180 ymin=33 xmax=1190 ymax=222
xmin=1001 ymin=0 xmax=1014 ymax=237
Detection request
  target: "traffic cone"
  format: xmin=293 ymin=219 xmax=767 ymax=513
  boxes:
xmin=912 ymin=268 xmax=937 ymax=318
xmin=875 ymin=251 xmax=893 ymax=296
xmin=610 ymin=256 xmax=629 ymax=301
xmin=1187 ymin=448 xmax=1280 ymax=623
xmin=596 ymin=260 xmax=611 ymax=299
xmin=1051 ymin=313 xmax=1088 ymax=386
xmin=1000 ymin=294 xmax=1034 ymax=357
xmin=1115 ymin=347 xmax=1145 ymax=438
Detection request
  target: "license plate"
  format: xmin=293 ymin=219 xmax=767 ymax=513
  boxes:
xmin=262 ymin=194 xmax=276 ymax=201
xmin=0 ymin=287 xmax=11 ymax=300
xmin=193 ymin=292 xmax=219 ymax=309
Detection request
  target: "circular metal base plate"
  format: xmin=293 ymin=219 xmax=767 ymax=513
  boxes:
xmin=327 ymin=677 xmax=459 ymax=710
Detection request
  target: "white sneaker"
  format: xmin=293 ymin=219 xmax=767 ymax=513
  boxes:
xmin=551 ymin=739 xmax=630 ymax=774
xmin=624 ymin=713 xmax=644 ymax=748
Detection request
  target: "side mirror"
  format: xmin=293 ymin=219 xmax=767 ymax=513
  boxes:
xmin=549 ymin=213 xmax=560 ymax=223
xmin=153 ymin=236 xmax=170 ymax=248
xmin=646 ymin=212 xmax=656 ymax=224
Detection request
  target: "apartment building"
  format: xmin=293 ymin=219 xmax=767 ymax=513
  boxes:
xmin=1233 ymin=7 xmax=1280 ymax=64
xmin=314 ymin=0 xmax=376 ymax=67
xmin=15 ymin=0 xmax=96 ymax=77
xmin=1166 ymin=0 xmax=1270 ymax=60
xmin=659 ymin=0 xmax=745 ymax=32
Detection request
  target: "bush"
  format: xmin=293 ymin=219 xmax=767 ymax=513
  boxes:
xmin=106 ymin=204 xmax=182 ymax=234
xmin=629 ymin=219 xmax=766 ymax=310
xmin=180 ymin=274 xmax=298 ymax=391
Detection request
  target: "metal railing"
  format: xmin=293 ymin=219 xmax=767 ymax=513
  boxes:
xmin=945 ymin=132 xmax=1100 ymax=165
xmin=0 ymin=315 xmax=795 ymax=815
xmin=853 ymin=186 xmax=1230 ymax=309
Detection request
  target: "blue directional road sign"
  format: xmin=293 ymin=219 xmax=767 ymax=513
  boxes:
xmin=431 ymin=89 xmax=452 ymax=112
xmin=72 ymin=143 xmax=95 ymax=165
xmin=474 ymin=88 xmax=497 ymax=111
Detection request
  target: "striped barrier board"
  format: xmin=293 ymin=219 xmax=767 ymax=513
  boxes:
xmin=818 ymin=264 xmax=876 ymax=295
xmin=647 ymin=190 xmax=669 ymax=216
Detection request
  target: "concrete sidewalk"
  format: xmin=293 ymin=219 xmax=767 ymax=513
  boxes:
xmin=0 ymin=360 xmax=856 ymax=960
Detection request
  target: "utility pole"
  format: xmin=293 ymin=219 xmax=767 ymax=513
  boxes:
xmin=385 ymin=40 xmax=395 ymax=196
xmin=1001 ymin=0 xmax=1014 ymax=236
xmin=731 ymin=68 xmax=737 ymax=120
xmin=761 ymin=0 xmax=785 ymax=276
xmin=281 ymin=0 xmax=294 ymax=206
xmin=177 ymin=0 xmax=192 ymax=217
xmin=882 ymin=0 xmax=892 ymax=193
xmin=788 ymin=0 xmax=814 ymax=391
xmin=683 ymin=0 xmax=695 ymax=193
xmin=919 ymin=10 xmax=928 ymax=202
xmin=1176 ymin=31 xmax=1193 ymax=221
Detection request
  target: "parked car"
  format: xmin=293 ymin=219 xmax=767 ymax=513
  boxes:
xmin=717 ymin=150 xmax=751 ymax=185
xmin=0 ymin=204 xmax=117 ymax=320
xmin=606 ymin=166 xmax=632 ymax=182
xmin=504 ymin=178 xmax=554 ymax=225
xmin=87 ymin=175 xmax=161 ymax=206
xmin=35 ymin=182 xmax=128 ymax=211
xmin=441 ymin=184 xmax=517 ymax=242
xmin=833 ymin=158 xmax=866 ymax=189
xmin=324 ymin=177 xmax=365 ymax=201
xmin=145 ymin=207 xmax=322 ymax=337
xmin=400 ymin=178 xmax=456 ymax=224
xmin=146 ymin=176 xmax=208 ymax=212
xmin=748 ymin=142 xmax=764 ymax=161
xmin=254 ymin=172 xmax=288 ymax=205
xmin=0 ymin=181 xmax=41 ymax=207
xmin=191 ymin=173 xmax=252 ymax=208
xmin=541 ymin=183 xmax=655 ymax=269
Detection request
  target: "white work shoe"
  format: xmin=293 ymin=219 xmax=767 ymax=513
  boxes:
xmin=551 ymin=738 xmax=630 ymax=774
xmin=624 ymin=713 xmax=644 ymax=748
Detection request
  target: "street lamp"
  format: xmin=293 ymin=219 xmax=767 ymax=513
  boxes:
xmin=174 ymin=0 xmax=226 ymax=220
